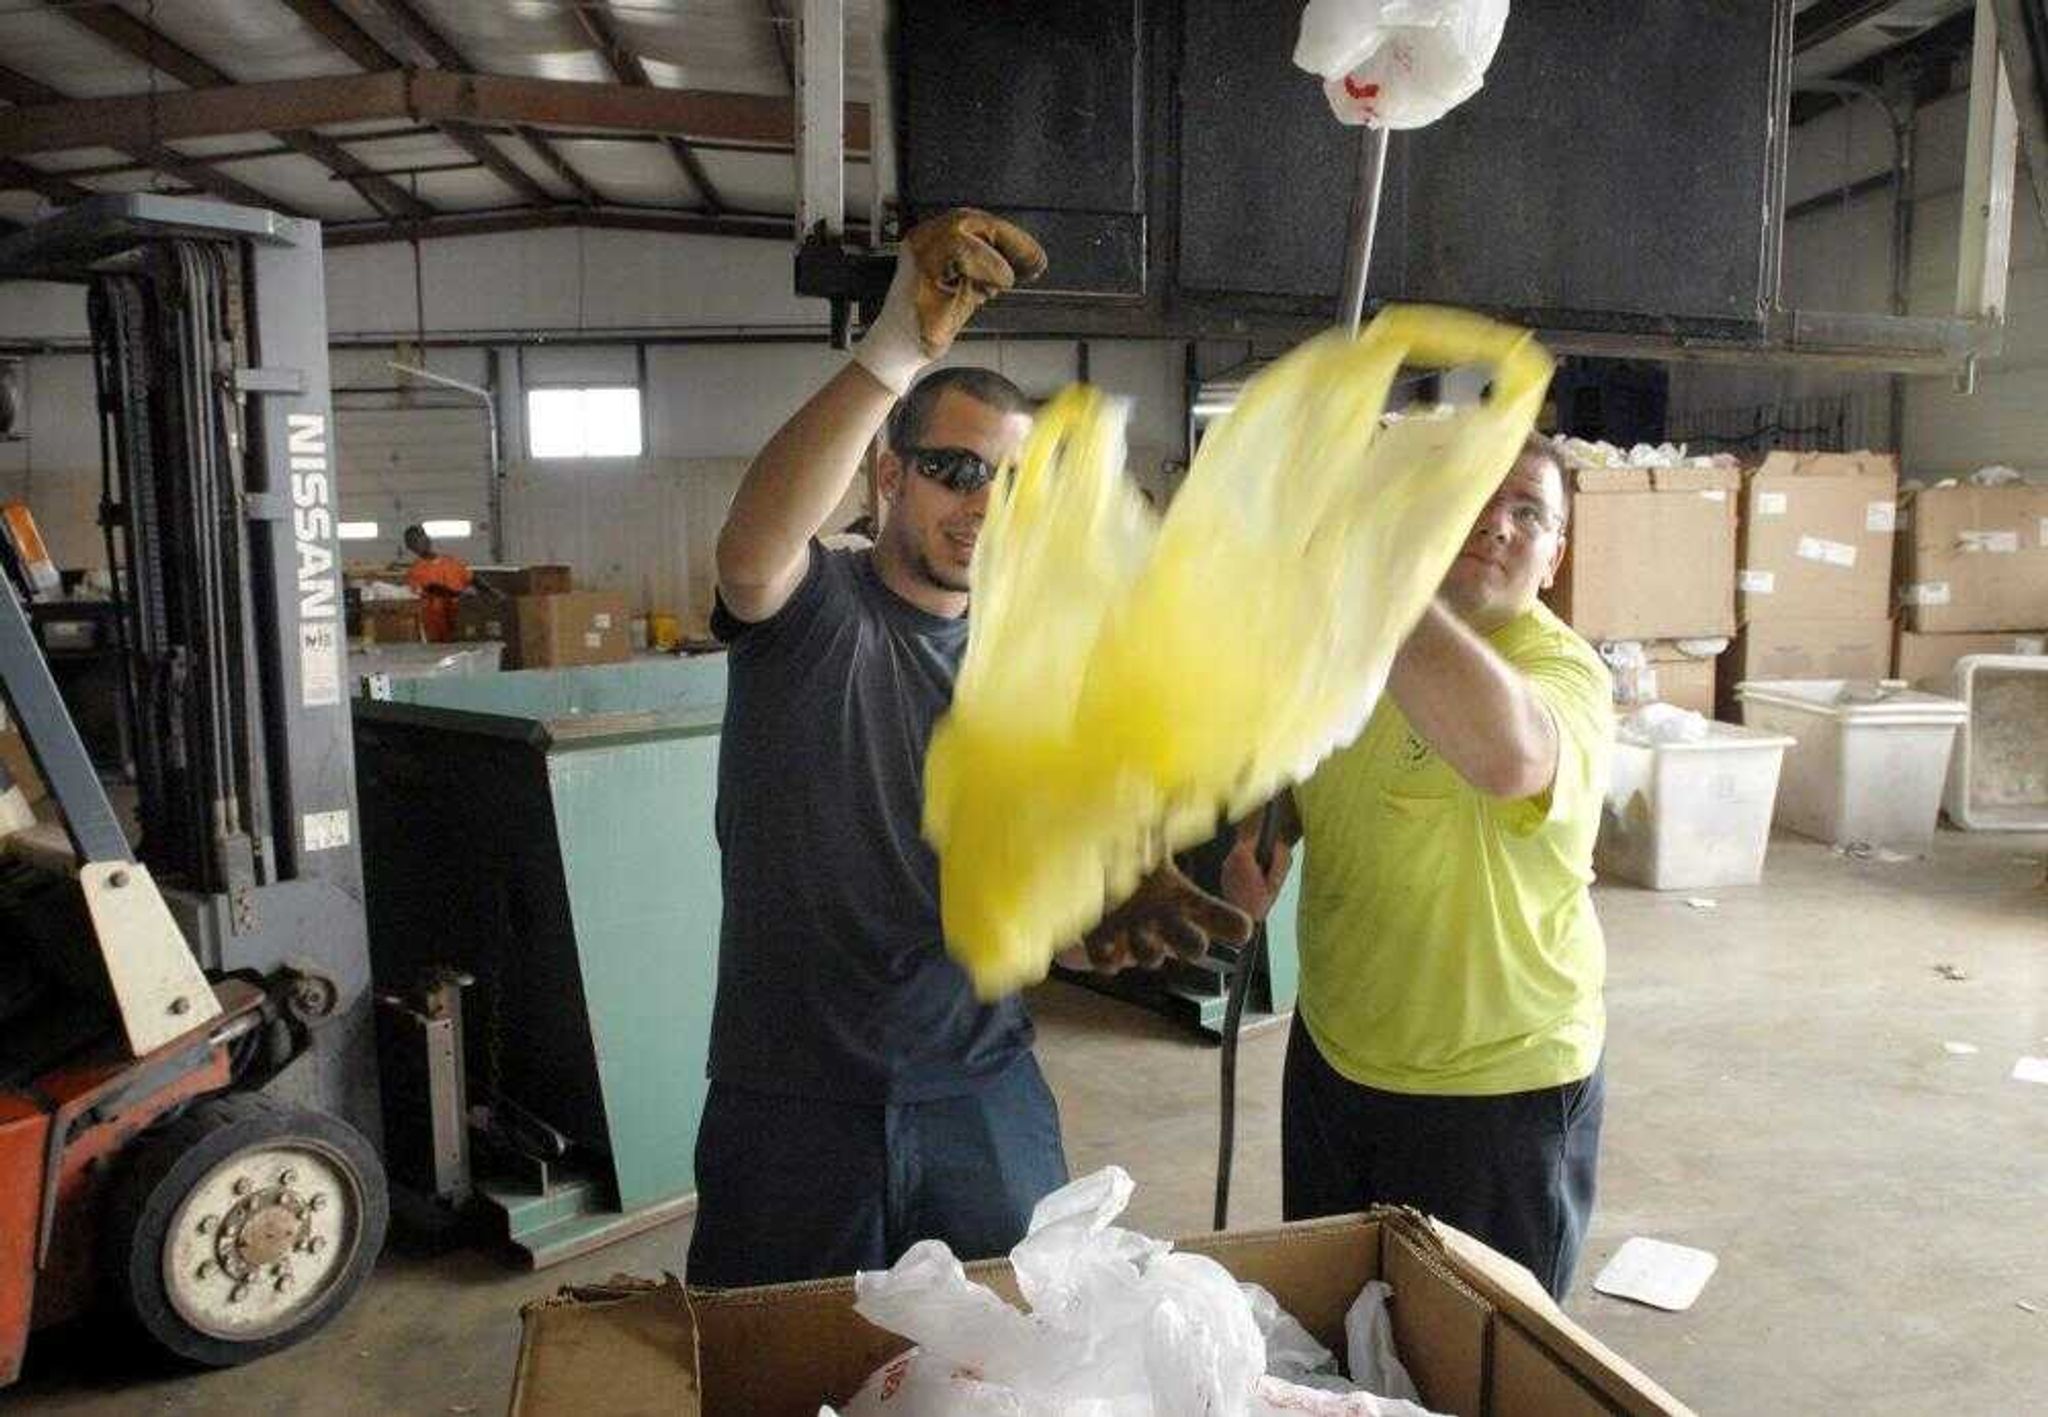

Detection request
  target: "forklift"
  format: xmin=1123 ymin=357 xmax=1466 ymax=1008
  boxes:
xmin=0 ymin=195 xmax=386 ymax=1383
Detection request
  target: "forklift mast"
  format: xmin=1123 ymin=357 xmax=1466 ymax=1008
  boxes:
xmin=0 ymin=196 xmax=376 ymax=1141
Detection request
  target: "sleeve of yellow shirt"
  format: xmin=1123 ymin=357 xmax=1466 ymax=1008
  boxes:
xmin=1489 ymin=613 xmax=1614 ymax=840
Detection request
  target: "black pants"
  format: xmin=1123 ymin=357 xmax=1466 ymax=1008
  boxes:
xmin=684 ymin=1054 xmax=1069 ymax=1289
xmin=1282 ymin=1016 xmax=1604 ymax=1300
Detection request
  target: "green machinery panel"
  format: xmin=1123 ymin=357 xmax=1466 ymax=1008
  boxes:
xmin=353 ymin=658 xmax=729 ymax=1263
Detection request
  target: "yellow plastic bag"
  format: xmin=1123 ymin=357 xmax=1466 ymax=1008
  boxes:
xmin=926 ymin=305 xmax=1554 ymax=998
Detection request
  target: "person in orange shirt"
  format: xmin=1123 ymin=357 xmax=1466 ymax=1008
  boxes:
xmin=402 ymin=524 xmax=472 ymax=642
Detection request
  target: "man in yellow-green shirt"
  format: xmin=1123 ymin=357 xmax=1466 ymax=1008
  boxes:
xmin=1225 ymin=433 xmax=1612 ymax=1300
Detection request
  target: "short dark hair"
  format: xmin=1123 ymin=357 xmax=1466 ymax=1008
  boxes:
xmin=885 ymin=366 xmax=1033 ymax=453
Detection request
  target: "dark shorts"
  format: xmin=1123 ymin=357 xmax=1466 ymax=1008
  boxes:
xmin=684 ymin=1053 xmax=1070 ymax=1289
xmin=1282 ymin=1016 xmax=1605 ymax=1300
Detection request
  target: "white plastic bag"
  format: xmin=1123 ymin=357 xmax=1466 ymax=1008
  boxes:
xmin=1344 ymin=1281 xmax=1422 ymax=1404
xmin=843 ymin=1167 xmax=1264 ymax=1416
xmin=1294 ymin=0 xmax=1510 ymax=129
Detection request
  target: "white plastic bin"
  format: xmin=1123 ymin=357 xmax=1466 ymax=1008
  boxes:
xmin=1597 ymin=722 xmax=1796 ymax=890
xmin=1735 ymin=679 xmax=1968 ymax=856
xmin=1941 ymin=655 xmax=2048 ymax=831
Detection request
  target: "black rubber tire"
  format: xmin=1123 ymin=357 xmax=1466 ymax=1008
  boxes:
xmin=101 ymin=1091 xmax=389 ymax=1369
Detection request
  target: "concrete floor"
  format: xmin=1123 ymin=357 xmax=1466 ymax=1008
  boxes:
xmin=13 ymin=830 xmax=2046 ymax=1414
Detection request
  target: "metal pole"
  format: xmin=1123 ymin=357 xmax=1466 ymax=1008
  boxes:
xmin=1337 ymin=126 xmax=1391 ymax=336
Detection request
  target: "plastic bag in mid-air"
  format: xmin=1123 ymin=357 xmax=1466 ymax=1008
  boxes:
xmin=926 ymin=306 xmax=1553 ymax=999
xmin=1294 ymin=0 xmax=1510 ymax=129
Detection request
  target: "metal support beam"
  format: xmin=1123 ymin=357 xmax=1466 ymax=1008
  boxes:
xmin=797 ymin=0 xmax=845 ymax=242
xmin=275 ymin=0 xmax=556 ymax=206
xmin=572 ymin=1 xmax=727 ymax=211
xmin=361 ymin=0 xmax=604 ymax=207
xmin=1795 ymin=0 xmax=1909 ymax=53
xmin=1988 ymin=0 xmax=2048 ymax=235
xmin=0 ymin=71 xmax=871 ymax=158
xmin=323 ymin=204 xmax=797 ymax=248
xmin=1960 ymin=0 xmax=2021 ymax=324
xmin=766 ymin=0 xmax=798 ymax=89
xmin=49 ymin=1 xmax=430 ymax=218
xmin=0 ymin=60 xmax=298 ymax=213
xmin=0 ymin=156 xmax=90 ymax=205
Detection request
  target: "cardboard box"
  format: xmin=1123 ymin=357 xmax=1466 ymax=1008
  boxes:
xmin=355 ymin=599 xmax=423 ymax=645
xmin=453 ymin=596 xmax=511 ymax=644
xmin=1642 ymin=642 xmax=1717 ymax=716
xmin=1722 ymin=616 xmax=1891 ymax=711
xmin=1894 ymin=625 xmax=2048 ymax=683
xmin=510 ymin=591 xmax=631 ymax=669
xmin=1738 ymin=451 xmax=1899 ymax=623
xmin=474 ymin=563 xmax=573 ymax=598
xmin=0 ymin=711 xmax=44 ymax=805
xmin=1546 ymin=464 xmax=1740 ymax=641
xmin=509 ymin=1211 xmax=1689 ymax=1416
xmin=1895 ymin=483 xmax=2048 ymax=633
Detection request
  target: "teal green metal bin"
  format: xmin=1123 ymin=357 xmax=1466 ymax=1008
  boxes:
xmin=353 ymin=657 xmax=730 ymax=1265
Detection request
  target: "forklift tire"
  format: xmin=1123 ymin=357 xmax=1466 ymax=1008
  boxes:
xmin=102 ymin=1091 xmax=389 ymax=1369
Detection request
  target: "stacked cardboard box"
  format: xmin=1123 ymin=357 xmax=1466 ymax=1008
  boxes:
xmin=1893 ymin=484 xmax=2048 ymax=677
xmin=1725 ymin=451 xmax=1899 ymax=706
xmin=456 ymin=589 xmax=631 ymax=669
xmin=1543 ymin=459 xmax=1739 ymax=713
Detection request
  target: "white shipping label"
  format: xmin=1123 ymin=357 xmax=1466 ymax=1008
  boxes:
xmin=1739 ymin=569 xmax=1776 ymax=594
xmin=1958 ymin=529 xmax=2020 ymax=554
xmin=1700 ymin=488 xmax=1727 ymax=502
xmin=2039 ymin=516 xmax=2048 ymax=548
xmin=299 ymin=623 xmax=341 ymax=708
xmin=583 ymin=631 xmax=602 ymax=648
xmin=2016 ymin=636 xmax=2046 ymax=656
xmin=1902 ymin=582 xmax=1952 ymax=606
xmin=593 ymin=612 xmax=614 ymax=630
xmin=1757 ymin=491 xmax=1788 ymax=516
xmin=1797 ymin=535 xmax=1857 ymax=568
xmin=1866 ymin=500 xmax=1897 ymax=533
xmin=302 ymin=808 xmax=352 ymax=852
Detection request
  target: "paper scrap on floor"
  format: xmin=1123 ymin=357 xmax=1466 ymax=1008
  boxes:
xmin=1593 ymin=1237 xmax=1719 ymax=1312
xmin=2011 ymin=1056 xmax=2048 ymax=1086
xmin=927 ymin=306 xmax=1552 ymax=997
xmin=1943 ymin=1041 xmax=1980 ymax=1056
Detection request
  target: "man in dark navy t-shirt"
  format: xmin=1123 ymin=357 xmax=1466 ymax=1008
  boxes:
xmin=686 ymin=211 xmax=1249 ymax=1288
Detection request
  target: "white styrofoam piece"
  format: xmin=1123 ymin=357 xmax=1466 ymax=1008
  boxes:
xmin=1593 ymin=1238 xmax=1719 ymax=1312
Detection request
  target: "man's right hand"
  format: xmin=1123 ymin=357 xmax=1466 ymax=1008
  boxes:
xmin=853 ymin=209 xmax=1047 ymax=395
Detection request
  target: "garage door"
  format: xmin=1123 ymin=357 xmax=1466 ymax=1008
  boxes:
xmin=333 ymin=402 xmax=493 ymax=559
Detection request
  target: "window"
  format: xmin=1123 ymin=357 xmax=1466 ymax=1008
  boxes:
xmin=337 ymin=520 xmax=381 ymax=541
xmin=420 ymin=519 xmax=473 ymax=540
xmin=527 ymin=386 xmax=643 ymax=458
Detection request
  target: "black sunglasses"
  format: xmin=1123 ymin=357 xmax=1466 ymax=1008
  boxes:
xmin=904 ymin=446 xmax=999 ymax=494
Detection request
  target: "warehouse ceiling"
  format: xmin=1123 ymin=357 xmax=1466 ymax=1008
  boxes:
xmin=0 ymin=0 xmax=878 ymax=245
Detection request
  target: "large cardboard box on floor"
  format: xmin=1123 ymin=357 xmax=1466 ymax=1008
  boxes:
xmin=1737 ymin=451 xmax=1899 ymax=623
xmin=509 ymin=1212 xmax=1689 ymax=1416
xmin=1894 ymin=625 xmax=2047 ymax=683
xmin=1895 ymin=482 xmax=2048 ymax=633
xmin=509 ymin=590 xmax=632 ymax=669
xmin=1546 ymin=464 xmax=1740 ymax=642
xmin=1722 ymin=617 xmax=1892 ymax=713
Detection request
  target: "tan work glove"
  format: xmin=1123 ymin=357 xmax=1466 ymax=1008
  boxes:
xmin=1071 ymin=861 xmax=1254 ymax=974
xmin=853 ymin=208 xmax=1048 ymax=395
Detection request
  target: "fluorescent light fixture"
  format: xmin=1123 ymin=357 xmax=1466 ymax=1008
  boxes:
xmin=337 ymin=521 xmax=381 ymax=541
xmin=420 ymin=519 xmax=473 ymax=539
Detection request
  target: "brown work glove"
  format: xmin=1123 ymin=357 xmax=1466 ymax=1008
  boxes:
xmin=1070 ymin=861 xmax=1254 ymax=974
xmin=853 ymin=208 xmax=1047 ymax=394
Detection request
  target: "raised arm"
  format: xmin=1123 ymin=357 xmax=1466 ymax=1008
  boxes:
xmin=1387 ymin=601 xmax=1558 ymax=800
xmin=714 ymin=209 xmax=1046 ymax=623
